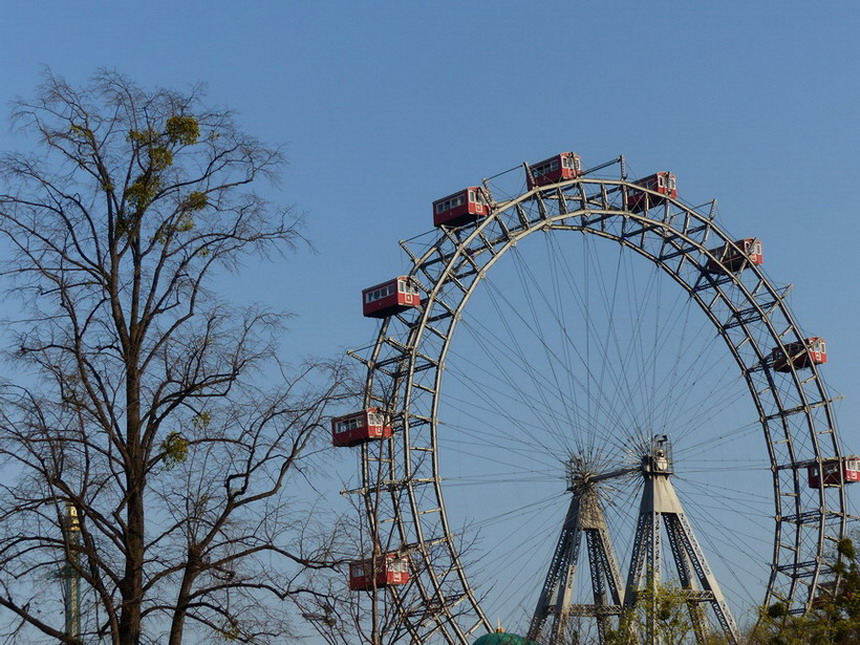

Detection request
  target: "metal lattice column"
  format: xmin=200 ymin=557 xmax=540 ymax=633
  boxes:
xmin=624 ymin=436 xmax=740 ymax=645
xmin=528 ymin=479 xmax=625 ymax=644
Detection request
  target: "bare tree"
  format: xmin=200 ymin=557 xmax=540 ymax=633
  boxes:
xmin=0 ymin=71 xmax=350 ymax=644
xmin=294 ymin=492 xmax=421 ymax=645
xmin=296 ymin=423 xmax=483 ymax=645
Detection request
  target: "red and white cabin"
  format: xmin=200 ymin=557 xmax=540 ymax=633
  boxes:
xmin=527 ymin=152 xmax=583 ymax=190
xmin=331 ymin=408 xmax=392 ymax=447
xmin=362 ymin=277 xmax=421 ymax=319
xmin=433 ymin=187 xmax=490 ymax=227
xmin=349 ymin=553 xmax=410 ymax=591
xmin=705 ymin=238 xmax=764 ymax=274
xmin=808 ymin=456 xmax=860 ymax=488
xmin=627 ymin=172 xmax=678 ymax=212
xmin=771 ymin=337 xmax=827 ymax=373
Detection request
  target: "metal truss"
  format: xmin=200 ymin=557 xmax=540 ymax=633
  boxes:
xmin=527 ymin=480 xmax=624 ymax=644
xmin=624 ymin=436 xmax=740 ymax=645
xmin=348 ymin=156 xmax=848 ymax=642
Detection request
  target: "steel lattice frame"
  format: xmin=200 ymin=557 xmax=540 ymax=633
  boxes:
xmin=350 ymin=158 xmax=847 ymax=643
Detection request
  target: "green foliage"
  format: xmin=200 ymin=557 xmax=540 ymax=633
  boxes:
xmin=128 ymin=129 xmax=159 ymax=144
xmin=192 ymin=410 xmax=212 ymax=430
xmin=838 ymin=537 xmax=855 ymax=561
xmin=148 ymin=145 xmax=173 ymax=171
xmin=69 ymin=123 xmax=94 ymax=141
xmin=165 ymin=115 xmax=200 ymax=145
xmin=175 ymin=213 xmax=195 ymax=233
xmin=125 ymin=174 xmax=162 ymax=213
xmin=751 ymin=537 xmax=860 ymax=644
xmin=604 ymin=581 xmax=694 ymax=645
xmin=216 ymin=620 xmax=241 ymax=641
xmin=766 ymin=602 xmax=787 ymax=619
xmin=161 ymin=431 xmax=189 ymax=469
xmin=181 ymin=191 xmax=208 ymax=212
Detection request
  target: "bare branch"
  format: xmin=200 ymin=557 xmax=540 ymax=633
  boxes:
xmin=0 ymin=69 xmax=349 ymax=644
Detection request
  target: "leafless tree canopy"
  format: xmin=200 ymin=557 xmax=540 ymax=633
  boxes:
xmin=0 ymin=71 xmax=349 ymax=644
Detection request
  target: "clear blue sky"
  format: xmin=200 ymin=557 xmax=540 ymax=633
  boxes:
xmin=2 ymin=2 xmax=858 ymax=375
xmin=3 ymin=2 xmax=859 ymax=640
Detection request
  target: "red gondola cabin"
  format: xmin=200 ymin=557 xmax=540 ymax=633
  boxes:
xmin=331 ymin=408 xmax=393 ymax=447
xmin=807 ymin=457 xmax=860 ymax=488
xmin=349 ymin=553 xmax=410 ymax=591
xmin=527 ymin=152 xmax=583 ymax=189
xmin=433 ymin=187 xmax=490 ymax=227
xmin=627 ymin=172 xmax=678 ymax=213
xmin=362 ymin=277 xmax=421 ymax=318
xmin=771 ymin=337 xmax=827 ymax=372
xmin=705 ymin=238 xmax=764 ymax=274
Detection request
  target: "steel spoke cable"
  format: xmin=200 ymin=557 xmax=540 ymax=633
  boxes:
xmin=501 ymin=240 xmax=648 ymax=451
xmin=539 ymin=232 xmax=583 ymax=456
xmin=677 ymin=477 xmax=774 ymax=516
xmin=462 ymin=493 xmax=568 ymax=581
xmin=447 ymin=310 xmax=574 ymax=458
xmin=450 ymin=499 xmax=567 ymax=606
xmin=656 ymin=284 xmax=703 ymax=435
xmin=438 ymin=445 xmax=562 ymax=481
xmin=586 ymin=238 xmax=627 ymax=457
xmin=454 ymin=296 xmax=636 ymax=458
xmin=610 ymin=242 xmax=665 ymax=436
xmin=508 ymin=245 xmax=589 ymax=456
xmin=674 ymin=493 xmax=773 ymax=524
xmin=572 ymin=238 xmax=654 ymax=441
xmin=544 ymin=231 xmax=593 ymax=457
xmin=643 ymin=306 xmax=739 ymax=436
xmin=688 ymin=490 xmax=773 ymax=544
xmin=587 ymin=236 xmax=660 ymax=448
xmin=439 ymin=374 xmax=575 ymax=469
xmin=650 ymin=356 xmax=743 ymax=439
xmin=517 ymin=233 xmax=636 ymax=438
xmin=544 ymin=231 xmax=626 ymax=449
xmin=471 ymin=275 xmax=578 ymax=452
xmin=666 ymin=384 xmax=755 ymax=448
xmin=451 ymin=491 xmax=566 ymax=534
xmin=437 ymin=418 xmax=567 ymax=468
xmin=441 ymin=350 xmax=619 ymax=461
xmin=441 ymin=475 xmax=560 ymax=488
xmin=680 ymin=506 xmax=769 ymax=604
xmin=674 ymin=419 xmax=762 ymax=457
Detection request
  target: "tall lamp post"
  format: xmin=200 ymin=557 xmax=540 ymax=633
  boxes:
xmin=64 ymin=502 xmax=82 ymax=641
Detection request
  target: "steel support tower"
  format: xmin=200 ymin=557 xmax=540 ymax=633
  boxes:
xmin=527 ymin=466 xmax=626 ymax=644
xmin=624 ymin=435 xmax=740 ymax=645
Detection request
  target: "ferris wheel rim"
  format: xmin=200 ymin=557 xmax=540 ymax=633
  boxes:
xmin=356 ymin=162 xmax=847 ymax=643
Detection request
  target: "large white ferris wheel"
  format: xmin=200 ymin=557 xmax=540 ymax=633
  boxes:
xmin=335 ymin=153 xmax=854 ymax=644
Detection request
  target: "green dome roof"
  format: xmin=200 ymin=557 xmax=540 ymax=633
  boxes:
xmin=472 ymin=632 xmax=538 ymax=645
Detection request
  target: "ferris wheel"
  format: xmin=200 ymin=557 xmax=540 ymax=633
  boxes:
xmin=338 ymin=153 xmax=852 ymax=644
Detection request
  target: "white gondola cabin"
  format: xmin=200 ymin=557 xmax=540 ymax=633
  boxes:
xmin=349 ymin=553 xmax=410 ymax=591
xmin=771 ymin=337 xmax=827 ymax=372
xmin=362 ymin=277 xmax=421 ymax=319
xmin=433 ymin=187 xmax=490 ymax=227
xmin=331 ymin=408 xmax=392 ymax=447
xmin=705 ymin=238 xmax=764 ymax=274
xmin=808 ymin=456 xmax=860 ymax=488
xmin=627 ymin=172 xmax=678 ymax=213
xmin=526 ymin=152 xmax=583 ymax=190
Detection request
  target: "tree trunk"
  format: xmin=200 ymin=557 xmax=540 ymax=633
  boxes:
xmin=119 ymin=367 xmax=144 ymax=645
